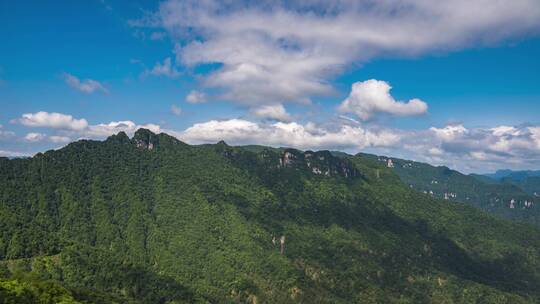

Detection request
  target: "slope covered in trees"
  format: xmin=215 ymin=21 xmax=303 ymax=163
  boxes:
xmin=358 ymin=153 xmax=540 ymax=227
xmin=0 ymin=129 xmax=539 ymax=303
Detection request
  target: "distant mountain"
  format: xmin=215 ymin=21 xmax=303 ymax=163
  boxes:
xmin=358 ymin=153 xmax=540 ymax=227
xmin=468 ymin=174 xmax=500 ymax=184
xmin=0 ymin=129 xmax=539 ymax=303
xmin=484 ymin=169 xmax=540 ymax=182
xmin=477 ymin=170 xmax=540 ymax=198
xmin=512 ymin=176 xmax=540 ymax=197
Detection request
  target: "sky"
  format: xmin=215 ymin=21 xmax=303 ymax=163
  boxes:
xmin=1 ymin=0 xmax=540 ymax=173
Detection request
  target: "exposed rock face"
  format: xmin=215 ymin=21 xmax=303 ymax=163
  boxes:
xmin=280 ymin=151 xmax=296 ymax=167
xmin=277 ymin=148 xmax=361 ymax=179
xmin=132 ymin=128 xmax=158 ymax=150
xmin=219 ymin=145 xmax=361 ymax=179
xmin=128 ymin=128 xmax=186 ymax=151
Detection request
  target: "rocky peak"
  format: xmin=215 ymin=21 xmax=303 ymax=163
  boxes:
xmin=278 ymin=148 xmax=360 ymax=179
xmin=132 ymin=128 xmax=158 ymax=150
xmin=106 ymin=131 xmax=130 ymax=144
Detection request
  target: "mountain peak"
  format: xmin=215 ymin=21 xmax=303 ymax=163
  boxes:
xmin=133 ymin=128 xmax=156 ymax=140
xmin=106 ymin=131 xmax=130 ymax=144
xmin=132 ymin=128 xmax=158 ymax=150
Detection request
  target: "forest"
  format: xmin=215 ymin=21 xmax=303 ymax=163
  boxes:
xmin=0 ymin=129 xmax=539 ymax=303
xmin=358 ymin=153 xmax=540 ymax=227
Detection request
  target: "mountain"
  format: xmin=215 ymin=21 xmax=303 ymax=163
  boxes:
xmin=484 ymin=169 xmax=540 ymax=182
xmin=0 ymin=129 xmax=539 ymax=303
xmin=477 ymin=170 xmax=540 ymax=198
xmin=468 ymin=174 xmax=500 ymax=185
xmin=357 ymin=153 xmax=540 ymax=227
xmin=510 ymin=176 xmax=540 ymax=197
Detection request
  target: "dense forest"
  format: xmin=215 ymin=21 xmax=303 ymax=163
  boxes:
xmin=0 ymin=129 xmax=539 ymax=303
xmin=358 ymin=153 xmax=540 ymax=227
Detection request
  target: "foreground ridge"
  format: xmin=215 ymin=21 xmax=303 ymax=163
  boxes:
xmin=0 ymin=129 xmax=538 ymax=303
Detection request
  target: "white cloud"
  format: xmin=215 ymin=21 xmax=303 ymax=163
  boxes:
xmin=13 ymin=111 xmax=88 ymax=131
xmin=179 ymin=118 xmax=400 ymax=151
xmin=132 ymin=0 xmax=540 ymax=105
xmin=250 ymin=104 xmax=292 ymax=122
xmin=178 ymin=119 xmax=540 ymax=173
xmin=8 ymin=110 xmax=540 ymax=172
xmin=430 ymin=124 xmax=469 ymax=141
xmin=419 ymin=124 xmax=540 ymax=171
xmin=63 ymin=73 xmax=108 ymax=94
xmin=49 ymin=135 xmax=71 ymax=143
xmin=11 ymin=111 xmax=165 ymax=142
xmin=530 ymin=126 xmax=540 ymax=150
xmin=428 ymin=147 xmax=444 ymax=156
xmin=171 ymin=104 xmax=182 ymax=116
xmin=470 ymin=151 xmax=488 ymax=161
xmin=145 ymin=57 xmax=180 ymax=78
xmin=0 ymin=126 xmax=15 ymax=140
xmin=24 ymin=132 xmax=46 ymax=142
xmin=185 ymin=90 xmax=207 ymax=104
xmin=80 ymin=121 xmax=162 ymax=139
xmin=0 ymin=150 xmax=29 ymax=157
xmin=490 ymin=125 xmax=521 ymax=137
xmin=21 ymin=130 xmax=70 ymax=144
xmin=338 ymin=80 xmax=428 ymax=120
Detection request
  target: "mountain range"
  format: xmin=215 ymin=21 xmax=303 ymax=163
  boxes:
xmin=478 ymin=170 xmax=540 ymax=199
xmin=483 ymin=170 xmax=540 ymax=182
xmin=358 ymin=154 xmax=540 ymax=227
xmin=0 ymin=129 xmax=539 ymax=303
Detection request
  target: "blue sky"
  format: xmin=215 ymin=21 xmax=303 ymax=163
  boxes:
xmin=1 ymin=0 xmax=540 ymax=173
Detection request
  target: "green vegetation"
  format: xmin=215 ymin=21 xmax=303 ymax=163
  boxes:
xmin=359 ymin=153 xmax=540 ymax=227
xmin=474 ymin=170 xmax=540 ymax=197
xmin=510 ymin=176 xmax=540 ymax=197
xmin=0 ymin=129 xmax=539 ymax=303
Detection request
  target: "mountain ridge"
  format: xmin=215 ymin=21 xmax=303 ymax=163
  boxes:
xmin=0 ymin=129 xmax=539 ymax=303
xmin=356 ymin=152 xmax=539 ymax=227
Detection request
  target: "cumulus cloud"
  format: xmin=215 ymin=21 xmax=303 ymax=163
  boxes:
xmin=250 ymin=104 xmax=292 ymax=122
xmin=63 ymin=73 xmax=108 ymax=94
xmin=171 ymin=104 xmax=182 ymax=116
xmin=180 ymin=119 xmax=539 ymax=173
xmin=8 ymin=112 xmax=540 ymax=172
xmin=10 ymin=112 xmax=164 ymax=142
xmin=185 ymin=90 xmax=207 ymax=104
xmin=338 ymin=80 xmax=428 ymax=120
xmin=530 ymin=127 xmax=540 ymax=150
xmin=421 ymin=124 xmax=540 ymax=171
xmin=49 ymin=135 xmax=71 ymax=143
xmin=82 ymin=121 xmax=162 ymax=139
xmin=13 ymin=111 xmax=89 ymax=131
xmin=430 ymin=124 xmax=468 ymax=141
xmin=131 ymin=0 xmax=540 ymax=105
xmin=0 ymin=126 xmax=15 ymax=140
xmin=0 ymin=150 xmax=29 ymax=157
xmin=179 ymin=119 xmax=400 ymax=151
xmin=24 ymin=132 xmax=46 ymax=142
xmin=144 ymin=57 xmax=180 ymax=78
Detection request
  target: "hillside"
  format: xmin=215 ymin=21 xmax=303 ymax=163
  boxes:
xmin=510 ymin=176 xmax=540 ymax=197
xmin=358 ymin=153 xmax=540 ymax=227
xmin=484 ymin=170 xmax=540 ymax=182
xmin=477 ymin=170 xmax=540 ymax=198
xmin=0 ymin=129 xmax=539 ymax=303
